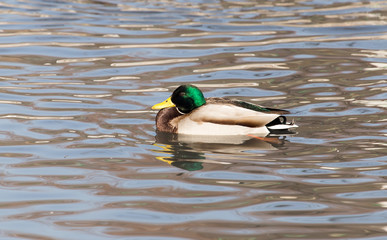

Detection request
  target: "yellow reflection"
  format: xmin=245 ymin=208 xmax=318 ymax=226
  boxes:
xmin=153 ymin=143 xmax=175 ymax=166
xmin=156 ymin=156 xmax=174 ymax=166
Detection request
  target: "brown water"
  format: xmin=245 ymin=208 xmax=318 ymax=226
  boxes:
xmin=0 ymin=0 xmax=386 ymax=239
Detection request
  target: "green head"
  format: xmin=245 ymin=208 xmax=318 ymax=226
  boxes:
xmin=171 ymin=85 xmax=206 ymax=113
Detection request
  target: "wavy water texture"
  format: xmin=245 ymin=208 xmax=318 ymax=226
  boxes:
xmin=0 ymin=0 xmax=386 ymax=239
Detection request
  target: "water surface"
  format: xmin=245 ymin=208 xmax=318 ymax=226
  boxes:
xmin=0 ymin=0 xmax=386 ymax=239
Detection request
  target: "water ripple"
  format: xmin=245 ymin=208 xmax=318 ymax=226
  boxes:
xmin=0 ymin=0 xmax=386 ymax=239
xmin=275 ymin=210 xmax=387 ymax=224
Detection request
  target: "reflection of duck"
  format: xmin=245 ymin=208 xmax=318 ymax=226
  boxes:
xmin=153 ymin=131 xmax=288 ymax=171
xmin=152 ymin=85 xmax=297 ymax=137
xmin=155 ymin=130 xmax=286 ymax=152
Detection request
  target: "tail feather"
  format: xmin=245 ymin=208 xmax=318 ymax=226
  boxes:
xmin=266 ymin=117 xmax=298 ymax=130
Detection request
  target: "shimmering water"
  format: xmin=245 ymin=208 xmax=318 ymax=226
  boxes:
xmin=0 ymin=0 xmax=386 ymax=239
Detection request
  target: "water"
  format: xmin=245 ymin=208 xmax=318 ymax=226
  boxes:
xmin=0 ymin=0 xmax=386 ymax=239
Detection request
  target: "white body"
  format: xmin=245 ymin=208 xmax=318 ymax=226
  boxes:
xmin=172 ymin=104 xmax=280 ymax=136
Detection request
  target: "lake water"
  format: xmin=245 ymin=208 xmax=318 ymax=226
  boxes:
xmin=0 ymin=0 xmax=386 ymax=239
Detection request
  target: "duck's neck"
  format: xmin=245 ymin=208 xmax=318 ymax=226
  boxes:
xmin=156 ymin=107 xmax=182 ymax=133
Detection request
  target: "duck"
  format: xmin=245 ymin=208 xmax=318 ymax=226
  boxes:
xmin=152 ymin=85 xmax=297 ymax=136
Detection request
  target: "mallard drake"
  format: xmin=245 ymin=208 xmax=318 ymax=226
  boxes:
xmin=152 ymin=85 xmax=297 ymax=136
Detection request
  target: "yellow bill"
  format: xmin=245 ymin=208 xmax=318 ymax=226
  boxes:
xmin=152 ymin=97 xmax=175 ymax=109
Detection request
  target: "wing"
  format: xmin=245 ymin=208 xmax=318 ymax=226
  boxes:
xmin=206 ymin=97 xmax=290 ymax=115
xmin=188 ymin=103 xmax=280 ymax=128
